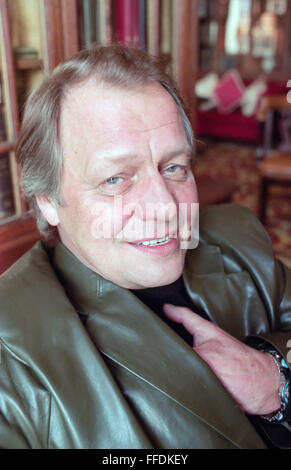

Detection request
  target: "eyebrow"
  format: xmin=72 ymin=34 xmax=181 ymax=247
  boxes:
xmin=159 ymin=147 xmax=193 ymax=165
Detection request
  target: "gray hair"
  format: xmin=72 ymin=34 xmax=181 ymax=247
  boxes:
xmin=16 ymin=44 xmax=194 ymax=240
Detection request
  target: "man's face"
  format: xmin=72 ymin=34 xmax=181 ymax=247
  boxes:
xmin=43 ymin=81 xmax=198 ymax=289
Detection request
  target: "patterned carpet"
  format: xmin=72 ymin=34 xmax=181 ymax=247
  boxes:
xmin=194 ymin=139 xmax=291 ymax=268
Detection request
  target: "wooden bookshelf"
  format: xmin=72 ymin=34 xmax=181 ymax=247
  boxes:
xmin=0 ymin=0 xmax=39 ymax=274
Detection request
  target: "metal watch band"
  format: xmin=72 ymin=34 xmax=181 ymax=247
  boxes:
xmin=260 ymin=349 xmax=290 ymax=423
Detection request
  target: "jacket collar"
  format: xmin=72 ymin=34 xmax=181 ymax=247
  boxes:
xmin=52 ymin=241 xmax=266 ymax=448
xmin=52 ymin=240 xmax=225 ymax=308
xmin=53 ymin=240 xmax=247 ymax=335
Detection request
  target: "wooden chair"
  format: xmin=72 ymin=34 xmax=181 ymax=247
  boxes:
xmin=257 ymin=95 xmax=291 ymax=225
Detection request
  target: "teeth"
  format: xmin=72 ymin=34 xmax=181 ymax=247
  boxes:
xmin=138 ymin=237 xmax=171 ymax=246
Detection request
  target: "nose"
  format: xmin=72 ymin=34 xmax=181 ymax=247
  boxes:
xmin=147 ymin=166 xmax=175 ymax=199
xmin=135 ymin=171 xmax=178 ymax=232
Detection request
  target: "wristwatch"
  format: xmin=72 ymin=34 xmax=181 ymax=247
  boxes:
xmin=260 ymin=348 xmax=290 ymax=423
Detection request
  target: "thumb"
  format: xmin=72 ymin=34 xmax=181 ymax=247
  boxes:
xmin=163 ymin=303 xmax=216 ymax=346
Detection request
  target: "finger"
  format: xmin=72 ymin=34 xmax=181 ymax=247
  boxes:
xmin=163 ymin=303 xmax=218 ymax=345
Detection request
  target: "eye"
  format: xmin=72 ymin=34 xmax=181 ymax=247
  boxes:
xmin=99 ymin=173 xmax=136 ymax=196
xmin=105 ymin=176 xmax=124 ymax=185
xmin=163 ymin=164 xmax=188 ymax=181
xmin=165 ymin=165 xmax=182 ymax=173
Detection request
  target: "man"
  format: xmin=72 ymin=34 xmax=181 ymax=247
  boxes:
xmin=0 ymin=45 xmax=291 ymax=449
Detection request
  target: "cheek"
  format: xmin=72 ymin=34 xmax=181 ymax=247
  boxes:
xmin=59 ymin=179 xmax=87 ymax=225
xmin=173 ymin=181 xmax=198 ymax=205
xmin=173 ymin=182 xmax=199 ymax=247
xmin=89 ymin=197 xmax=125 ymax=241
xmin=58 ymin=195 xmax=85 ymax=231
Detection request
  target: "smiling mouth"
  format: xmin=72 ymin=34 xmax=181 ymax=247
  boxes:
xmin=127 ymin=236 xmax=179 ymax=256
xmin=137 ymin=236 xmax=171 ymax=246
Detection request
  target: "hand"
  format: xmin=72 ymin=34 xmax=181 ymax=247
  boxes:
xmin=163 ymin=304 xmax=281 ymax=416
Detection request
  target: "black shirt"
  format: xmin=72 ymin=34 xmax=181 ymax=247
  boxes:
xmin=131 ymin=276 xmax=208 ymax=347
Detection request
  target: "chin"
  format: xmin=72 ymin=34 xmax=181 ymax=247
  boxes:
xmin=139 ymin=261 xmax=185 ymax=289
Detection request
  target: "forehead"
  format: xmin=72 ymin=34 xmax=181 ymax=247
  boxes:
xmin=59 ymin=81 xmax=188 ymax=168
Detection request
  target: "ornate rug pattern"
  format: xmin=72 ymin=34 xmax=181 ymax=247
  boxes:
xmin=194 ymin=139 xmax=291 ymax=268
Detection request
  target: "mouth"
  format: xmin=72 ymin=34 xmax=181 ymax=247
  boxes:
xmin=137 ymin=236 xmax=172 ymax=246
xmin=127 ymin=236 xmax=179 ymax=256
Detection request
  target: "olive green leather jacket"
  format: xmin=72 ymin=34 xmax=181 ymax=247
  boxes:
xmin=0 ymin=205 xmax=291 ymax=449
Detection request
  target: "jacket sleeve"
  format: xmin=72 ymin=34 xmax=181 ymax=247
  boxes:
xmin=246 ymin=259 xmax=291 ymax=448
xmin=247 ymin=259 xmax=291 ymax=356
xmin=0 ymin=340 xmax=50 ymax=449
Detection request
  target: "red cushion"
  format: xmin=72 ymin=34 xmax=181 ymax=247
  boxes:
xmin=213 ymin=70 xmax=245 ymax=113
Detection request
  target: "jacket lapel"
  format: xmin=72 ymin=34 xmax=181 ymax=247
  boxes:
xmin=183 ymin=242 xmax=270 ymax=339
xmin=85 ymin=280 xmax=266 ymax=449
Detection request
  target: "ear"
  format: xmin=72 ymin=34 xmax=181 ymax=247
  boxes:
xmin=36 ymin=195 xmax=60 ymax=226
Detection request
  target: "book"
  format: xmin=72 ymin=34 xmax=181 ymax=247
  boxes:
xmin=97 ymin=0 xmax=113 ymax=44
xmin=131 ymin=0 xmax=140 ymax=47
xmin=0 ymin=153 xmax=15 ymax=220
xmin=0 ymin=78 xmax=7 ymax=142
xmin=0 ymin=104 xmax=6 ymax=142
xmin=83 ymin=0 xmax=97 ymax=47
xmin=76 ymin=0 xmax=86 ymax=48
xmin=159 ymin=0 xmax=172 ymax=74
xmin=160 ymin=0 xmax=171 ymax=55
xmin=139 ymin=0 xmax=146 ymax=50
xmin=104 ymin=0 xmax=114 ymax=44
xmin=146 ymin=0 xmax=160 ymax=56
xmin=114 ymin=0 xmax=140 ymax=47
